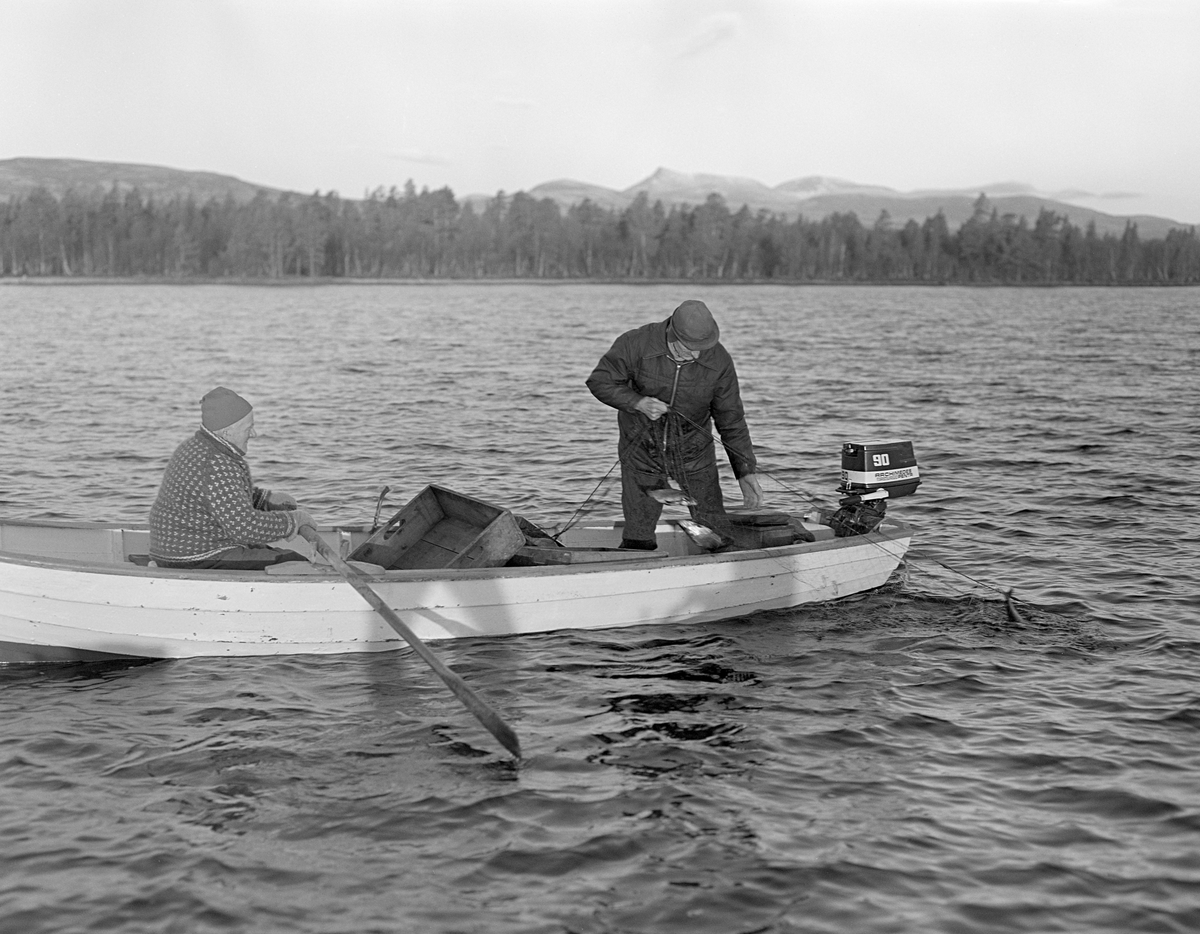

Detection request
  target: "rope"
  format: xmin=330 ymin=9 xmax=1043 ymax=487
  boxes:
xmin=551 ymin=456 xmax=622 ymax=541
xmin=666 ymin=408 xmax=829 ymax=510
xmin=658 ymin=409 xmax=1031 ymax=608
xmin=552 ymin=408 xmax=713 ymax=537
xmin=905 ymin=548 xmax=1017 ymax=601
xmin=558 ymin=400 xmax=1027 ymax=612
xmin=551 ymin=415 xmax=658 ymax=539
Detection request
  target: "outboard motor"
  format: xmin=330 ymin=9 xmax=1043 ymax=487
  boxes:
xmin=828 ymin=440 xmax=920 ymax=537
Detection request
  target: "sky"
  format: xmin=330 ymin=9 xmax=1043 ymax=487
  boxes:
xmin=3 ymin=0 xmax=1199 ymax=223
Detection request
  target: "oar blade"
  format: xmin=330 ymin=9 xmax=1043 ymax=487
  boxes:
xmin=300 ymin=527 xmax=522 ymax=759
xmin=398 ymin=629 xmax=522 ymax=759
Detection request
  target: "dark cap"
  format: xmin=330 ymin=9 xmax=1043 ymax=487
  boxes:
xmin=201 ymin=387 xmax=253 ymax=431
xmin=669 ymin=300 xmax=720 ymax=351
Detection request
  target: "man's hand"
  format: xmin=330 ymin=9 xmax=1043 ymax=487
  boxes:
xmin=634 ymin=396 xmax=670 ymax=420
xmin=268 ymin=491 xmax=299 ymax=508
xmin=738 ymin=474 xmax=764 ymax=508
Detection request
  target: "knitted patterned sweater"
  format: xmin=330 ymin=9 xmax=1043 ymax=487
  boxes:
xmin=149 ymin=429 xmax=299 ymax=563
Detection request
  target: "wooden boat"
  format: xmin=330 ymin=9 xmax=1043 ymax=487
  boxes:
xmin=0 ymin=485 xmax=912 ymax=664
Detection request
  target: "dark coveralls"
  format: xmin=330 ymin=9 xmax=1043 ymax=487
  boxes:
xmin=586 ymin=318 xmax=757 ymax=546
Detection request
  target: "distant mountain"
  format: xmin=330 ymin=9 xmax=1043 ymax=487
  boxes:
xmin=774 ymin=191 xmax=1185 ymax=240
xmin=775 ymin=175 xmax=897 ymax=198
xmin=3 ymin=158 xmax=1189 ymax=238
xmin=521 ymin=178 xmax=629 ymax=213
xmin=497 ymin=168 xmax=1191 ymax=239
xmin=0 ymin=157 xmax=282 ymax=203
xmin=623 ymin=168 xmax=783 ymax=215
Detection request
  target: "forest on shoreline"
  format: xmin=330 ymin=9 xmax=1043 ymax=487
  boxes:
xmin=3 ymin=183 xmax=1198 ymax=285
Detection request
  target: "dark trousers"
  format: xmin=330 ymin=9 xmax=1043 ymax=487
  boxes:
xmin=155 ymin=546 xmax=310 ymax=571
xmin=620 ymin=461 xmax=730 ymax=545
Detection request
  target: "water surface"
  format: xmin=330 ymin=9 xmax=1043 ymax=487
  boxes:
xmin=1 ymin=282 xmax=1198 ymax=933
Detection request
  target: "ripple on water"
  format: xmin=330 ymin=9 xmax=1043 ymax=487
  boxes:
xmin=2 ymin=284 xmax=1199 ymax=932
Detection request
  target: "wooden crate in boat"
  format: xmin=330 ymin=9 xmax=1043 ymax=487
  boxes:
xmin=349 ymin=485 xmax=524 ymax=570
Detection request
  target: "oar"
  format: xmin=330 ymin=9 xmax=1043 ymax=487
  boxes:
xmin=297 ymin=526 xmax=521 ymax=759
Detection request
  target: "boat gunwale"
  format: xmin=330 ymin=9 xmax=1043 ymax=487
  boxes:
xmin=0 ymin=519 xmax=912 ymax=583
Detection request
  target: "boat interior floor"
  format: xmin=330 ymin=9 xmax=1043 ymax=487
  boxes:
xmin=2 ymin=516 xmax=835 ymax=574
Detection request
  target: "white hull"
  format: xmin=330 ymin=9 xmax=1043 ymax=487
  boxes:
xmin=0 ymin=518 xmax=911 ymax=662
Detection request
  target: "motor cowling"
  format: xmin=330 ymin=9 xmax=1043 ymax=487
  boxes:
xmin=828 ymin=440 xmax=920 ymax=537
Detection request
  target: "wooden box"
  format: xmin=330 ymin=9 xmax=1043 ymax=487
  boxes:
xmin=348 ymin=485 xmax=525 ymax=570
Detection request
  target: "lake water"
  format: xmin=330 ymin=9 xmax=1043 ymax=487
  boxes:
xmin=1 ymin=282 xmax=1198 ymax=933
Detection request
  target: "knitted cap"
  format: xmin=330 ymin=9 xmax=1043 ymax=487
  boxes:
xmin=201 ymin=387 xmax=253 ymax=431
xmin=669 ymin=300 xmax=720 ymax=351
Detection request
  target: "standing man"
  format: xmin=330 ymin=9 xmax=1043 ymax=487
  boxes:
xmin=587 ymin=300 xmax=763 ymax=550
xmin=149 ymin=387 xmax=316 ymax=569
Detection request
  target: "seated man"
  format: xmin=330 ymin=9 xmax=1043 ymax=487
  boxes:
xmin=149 ymin=387 xmax=315 ymax=570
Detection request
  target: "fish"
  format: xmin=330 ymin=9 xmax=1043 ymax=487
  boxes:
xmin=1005 ymin=589 xmax=1027 ymax=625
xmin=677 ymin=519 xmax=724 ymax=551
xmin=649 ymin=486 xmax=697 ymax=506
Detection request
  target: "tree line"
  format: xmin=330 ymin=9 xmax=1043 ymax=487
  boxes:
xmin=3 ymin=182 xmax=1198 ymax=284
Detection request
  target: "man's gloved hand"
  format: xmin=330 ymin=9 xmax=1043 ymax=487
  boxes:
xmin=634 ymin=396 xmax=670 ymax=420
xmin=738 ymin=474 xmax=764 ymax=508
xmin=268 ymin=491 xmax=299 ymax=508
